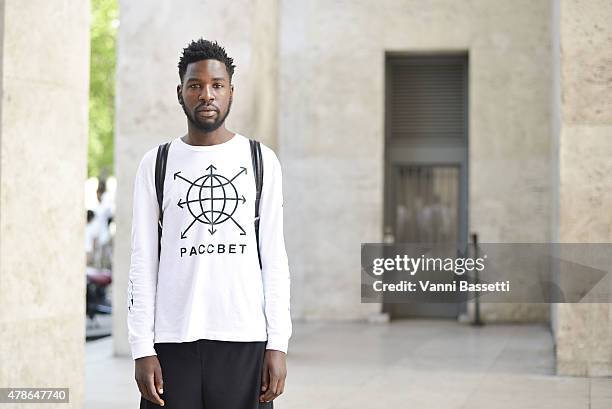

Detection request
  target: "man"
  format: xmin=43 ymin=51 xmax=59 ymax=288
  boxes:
xmin=127 ymin=38 xmax=291 ymax=409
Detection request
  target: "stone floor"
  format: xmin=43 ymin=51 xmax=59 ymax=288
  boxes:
xmin=86 ymin=320 xmax=612 ymax=409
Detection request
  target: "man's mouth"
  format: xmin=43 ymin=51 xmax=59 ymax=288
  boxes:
xmin=196 ymin=105 xmax=218 ymax=113
xmin=196 ymin=108 xmax=217 ymax=117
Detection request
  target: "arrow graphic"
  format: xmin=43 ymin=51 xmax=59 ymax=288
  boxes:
xmin=209 ymin=165 xmax=215 ymax=232
xmin=229 ymin=167 xmax=247 ymax=182
xmin=175 ymin=164 xmax=248 ymax=239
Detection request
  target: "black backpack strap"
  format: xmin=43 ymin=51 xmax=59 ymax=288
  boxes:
xmin=249 ymin=139 xmax=263 ymax=269
xmin=155 ymin=142 xmax=171 ymax=261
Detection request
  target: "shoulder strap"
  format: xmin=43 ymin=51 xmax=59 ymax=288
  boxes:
xmin=155 ymin=142 xmax=171 ymax=261
xmin=249 ymin=139 xmax=263 ymax=269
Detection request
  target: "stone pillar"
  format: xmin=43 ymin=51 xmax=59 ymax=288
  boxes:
xmin=113 ymin=0 xmax=279 ymax=356
xmin=0 ymin=0 xmax=90 ymax=406
xmin=554 ymin=0 xmax=612 ymax=376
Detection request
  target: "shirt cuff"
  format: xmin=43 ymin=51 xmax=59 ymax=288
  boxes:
xmin=130 ymin=341 xmax=157 ymax=360
xmin=265 ymin=335 xmax=289 ymax=354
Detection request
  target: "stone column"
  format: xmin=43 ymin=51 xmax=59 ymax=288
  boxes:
xmin=0 ymin=0 xmax=90 ymax=406
xmin=554 ymin=0 xmax=612 ymax=376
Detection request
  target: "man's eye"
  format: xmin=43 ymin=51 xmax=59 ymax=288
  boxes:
xmin=189 ymin=84 xmax=200 ymax=88
xmin=214 ymin=84 xmax=223 ymax=88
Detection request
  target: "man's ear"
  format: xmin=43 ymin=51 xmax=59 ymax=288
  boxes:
xmin=177 ymin=84 xmax=183 ymax=104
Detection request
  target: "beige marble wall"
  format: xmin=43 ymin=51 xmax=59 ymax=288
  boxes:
xmin=113 ymin=0 xmax=279 ymax=356
xmin=0 ymin=0 xmax=90 ymax=406
xmin=554 ymin=0 xmax=612 ymax=376
xmin=279 ymin=0 xmax=553 ymax=320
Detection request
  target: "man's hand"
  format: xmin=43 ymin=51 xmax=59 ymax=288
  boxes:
xmin=135 ymin=355 xmax=165 ymax=406
xmin=260 ymin=350 xmax=287 ymax=403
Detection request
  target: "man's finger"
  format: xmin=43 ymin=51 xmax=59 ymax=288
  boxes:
xmin=154 ymin=365 xmax=164 ymax=395
xmin=136 ymin=380 xmax=147 ymax=401
xmin=262 ymin=374 xmax=280 ymax=402
xmin=259 ymin=366 xmax=271 ymax=402
xmin=137 ymin=379 xmax=154 ymax=403
xmin=276 ymin=377 xmax=286 ymax=396
xmin=146 ymin=374 xmax=165 ymax=406
xmin=260 ymin=363 xmax=270 ymax=392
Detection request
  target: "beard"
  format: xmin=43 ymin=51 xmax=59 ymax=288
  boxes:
xmin=181 ymin=95 xmax=232 ymax=133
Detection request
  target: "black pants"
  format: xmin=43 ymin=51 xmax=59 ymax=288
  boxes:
xmin=139 ymin=339 xmax=273 ymax=409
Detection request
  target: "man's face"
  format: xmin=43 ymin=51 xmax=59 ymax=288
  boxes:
xmin=177 ymin=59 xmax=233 ymax=132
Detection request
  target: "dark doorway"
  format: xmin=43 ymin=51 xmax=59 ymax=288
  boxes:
xmin=383 ymin=53 xmax=469 ymax=319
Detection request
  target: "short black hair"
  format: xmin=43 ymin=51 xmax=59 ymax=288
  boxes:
xmin=178 ymin=38 xmax=236 ymax=83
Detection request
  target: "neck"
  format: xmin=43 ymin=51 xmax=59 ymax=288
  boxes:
xmin=183 ymin=123 xmax=234 ymax=146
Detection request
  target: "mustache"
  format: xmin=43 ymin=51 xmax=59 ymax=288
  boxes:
xmin=196 ymin=104 xmax=218 ymax=112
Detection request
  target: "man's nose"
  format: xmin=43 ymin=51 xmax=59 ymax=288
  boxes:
xmin=199 ymin=85 xmax=214 ymax=102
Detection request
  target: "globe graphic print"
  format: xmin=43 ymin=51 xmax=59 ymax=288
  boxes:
xmin=174 ymin=165 xmax=247 ymax=238
xmin=187 ymin=173 xmax=239 ymax=225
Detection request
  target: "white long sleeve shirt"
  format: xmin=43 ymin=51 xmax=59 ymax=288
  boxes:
xmin=127 ymin=133 xmax=292 ymax=360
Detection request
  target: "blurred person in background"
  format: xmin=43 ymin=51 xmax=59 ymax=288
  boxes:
xmin=94 ymin=178 xmax=115 ymax=269
xmin=85 ymin=210 xmax=97 ymax=266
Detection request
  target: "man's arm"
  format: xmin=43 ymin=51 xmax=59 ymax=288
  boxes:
xmin=258 ymin=147 xmax=292 ymax=353
xmin=257 ymin=147 xmax=292 ymax=403
xmin=127 ymin=151 xmax=165 ymax=406
xmin=127 ymin=151 xmax=159 ymax=360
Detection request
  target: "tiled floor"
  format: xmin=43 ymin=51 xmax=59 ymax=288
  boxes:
xmin=86 ymin=320 xmax=612 ymax=409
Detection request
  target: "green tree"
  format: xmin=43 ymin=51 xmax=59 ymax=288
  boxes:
xmin=89 ymin=0 xmax=118 ymax=178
